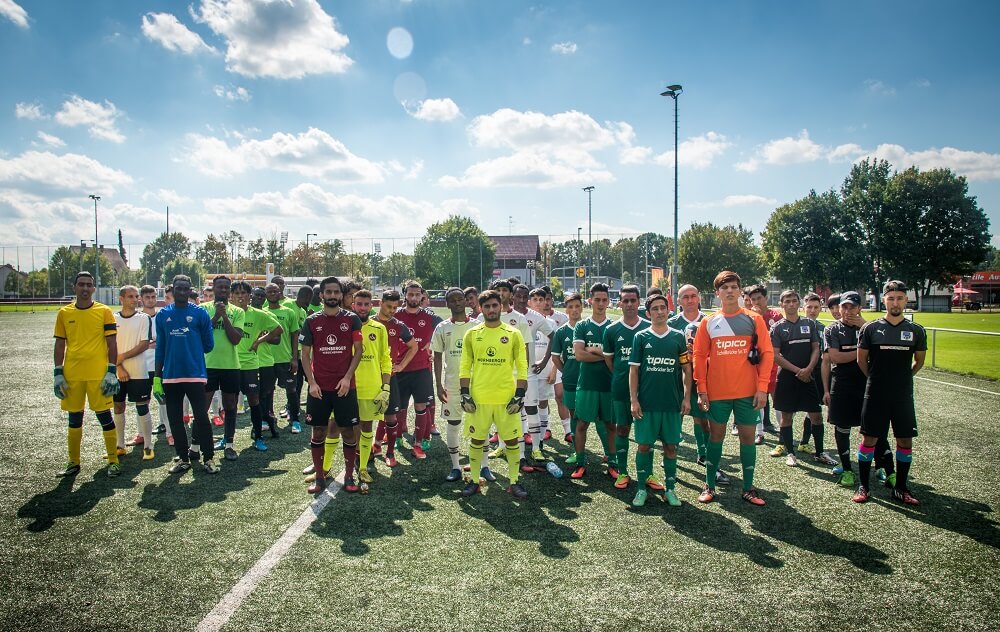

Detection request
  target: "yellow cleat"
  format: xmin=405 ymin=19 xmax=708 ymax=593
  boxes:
xmin=359 ymin=469 xmax=373 ymax=484
xmin=142 ymin=448 xmax=155 ymax=461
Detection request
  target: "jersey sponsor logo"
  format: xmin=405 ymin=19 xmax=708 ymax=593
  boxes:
xmin=368 ymin=333 xmax=377 ymax=341
xmin=901 ymin=331 xmax=913 ymax=341
xmin=326 ymin=334 xmax=338 ymax=346
xmin=879 ymin=345 xmax=910 ymax=351
xmin=715 ymin=339 xmax=747 ymax=350
xmin=486 ymin=346 xmax=497 ymax=357
xmin=646 ymin=356 xmax=676 ymax=366
xmin=316 ymin=326 xmax=323 ymax=331
xmin=500 ymin=336 xmax=509 ymax=344
xmin=340 ymin=322 xmax=349 ymax=332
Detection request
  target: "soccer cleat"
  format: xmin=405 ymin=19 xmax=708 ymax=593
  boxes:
xmin=307 ymin=478 xmax=326 ymax=494
xmin=754 ymin=434 xmax=764 ymax=445
xmin=168 ymin=459 xmax=191 ymax=474
xmin=696 ymin=455 xmax=706 ymax=467
xmin=302 ymin=463 xmax=315 ymax=475
xmin=665 ymin=490 xmax=681 ymax=507
xmin=632 ymin=489 xmax=648 ymax=507
xmin=183 ymin=414 xmax=191 ymax=423
xmin=430 ymin=424 xmax=440 ymax=436
xmin=524 ymin=433 xmax=533 ymax=446
xmin=770 ymin=444 xmax=786 ymax=457
xmin=142 ymin=448 xmax=155 ymax=461
xmin=852 ymin=486 xmax=871 ymax=503
xmin=359 ymin=481 xmax=370 ymax=495
xmin=187 ymin=449 xmax=201 ymax=463
xmin=519 ymin=458 xmax=537 ymax=474
xmin=371 ymin=442 xmax=382 ymax=456
xmin=731 ymin=425 xmax=739 ymax=436
xmin=290 ymin=421 xmax=302 ymax=434
xmin=797 ymin=441 xmax=812 ymax=454
xmin=107 ymin=462 xmax=122 ymax=478
xmin=412 ymin=445 xmax=427 ymax=460
xmin=224 ymin=447 xmax=238 ymax=461
xmin=892 ymin=488 xmax=920 ymax=506
xmin=385 ymin=456 xmax=398 ymax=468
xmin=203 ymin=459 xmax=220 ymax=474
xmin=646 ymin=476 xmax=665 ymax=491
xmin=884 ymin=472 xmax=897 ymax=489
xmin=359 ymin=469 xmax=374 ymax=484
xmin=742 ymin=487 xmax=766 ymax=506
xmin=462 ymin=482 xmax=481 ymax=497
xmin=564 ymin=433 xmax=574 ymax=444
xmin=269 ymin=424 xmax=280 ymax=439
xmin=421 ymin=439 xmax=431 ymax=451
xmin=212 ymin=415 xmax=224 ymax=427
xmin=166 ymin=435 xmax=175 ymax=446
xmin=126 ymin=433 xmax=145 ymax=447
xmin=832 ymin=465 xmax=845 ymax=475
xmin=607 ymin=465 xmax=621 ymax=480
xmin=280 ymin=407 xmax=289 ymax=419
xmin=838 ymin=471 xmax=856 ymax=488
xmin=507 ymin=483 xmax=528 ymax=499
xmin=544 ymin=429 xmax=552 ymax=441
xmin=463 ymin=464 xmax=471 ymax=472
xmin=489 ymin=445 xmax=506 ymax=459
xmin=395 ymin=437 xmax=404 ymax=450
xmin=253 ymin=439 xmax=268 ymax=451
xmin=716 ymin=470 xmax=732 ymax=485
xmin=697 ymin=486 xmax=716 ymax=503
xmin=214 ymin=438 xmax=225 ymax=450
xmin=762 ymin=422 xmax=777 ymax=433
xmin=56 ymin=462 xmax=81 ymax=478
xmin=445 ymin=468 xmax=462 ymax=482
xmin=565 ymin=453 xmax=579 ymax=465
xmin=303 ymin=471 xmax=317 ymax=483
xmin=479 ymin=467 xmax=497 ymax=482
xmin=875 ymin=467 xmax=887 ymax=483
xmin=489 ymin=432 xmax=499 ymax=446
xmin=815 ymin=452 xmax=837 ymax=466
xmin=570 ymin=466 xmax=586 ymax=479
xmin=785 ymin=453 xmax=798 ymax=467
xmin=530 ymin=449 xmax=546 ymax=463
xmin=103 ymin=447 xmax=128 ymax=460
xmin=343 ymin=476 xmax=359 ymax=493
xmin=614 ymin=474 xmax=631 ymax=489
xmin=155 ymin=423 xmax=166 ymax=434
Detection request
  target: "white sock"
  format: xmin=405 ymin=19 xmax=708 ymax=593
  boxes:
xmin=159 ymin=403 xmax=172 ymax=437
xmin=139 ymin=412 xmax=153 ymax=447
xmin=561 ymin=417 xmax=572 ymax=434
xmin=518 ymin=436 xmax=525 ymax=459
xmin=212 ymin=391 xmax=223 ymax=416
xmin=539 ymin=406 xmax=549 ymax=426
xmin=225 ymin=441 xmax=234 ymax=449
xmin=527 ymin=413 xmax=541 ymax=451
xmin=113 ymin=412 xmax=126 ymax=448
xmin=482 ymin=444 xmax=489 ymax=466
xmin=446 ymin=421 xmax=461 ymax=469
xmin=190 ymin=445 xmax=200 ymax=454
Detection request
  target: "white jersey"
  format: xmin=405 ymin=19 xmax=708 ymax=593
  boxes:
xmin=430 ymin=317 xmax=477 ymax=389
xmin=143 ymin=309 xmax=158 ymax=374
xmin=476 ymin=309 xmax=531 ymax=346
xmin=545 ymin=310 xmax=569 ymax=329
xmin=520 ymin=307 xmax=554 ymax=366
xmin=115 ymin=311 xmax=153 ymax=378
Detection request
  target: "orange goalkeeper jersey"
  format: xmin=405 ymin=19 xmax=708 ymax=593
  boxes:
xmin=693 ymin=308 xmax=774 ymax=400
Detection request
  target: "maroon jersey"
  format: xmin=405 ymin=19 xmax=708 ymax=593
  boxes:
xmin=299 ymin=310 xmax=363 ymax=391
xmin=395 ymin=308 xmax=435 ymax=372
xmin=375 ymin=315 xmax=413 ymax=364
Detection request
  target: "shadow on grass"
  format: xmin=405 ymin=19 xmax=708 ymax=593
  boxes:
xmin=17 ymin=466 xmax=139 ymax=533
xmin=873 ymin=482 xmax=1000 ymax=549
xmin=661 ymin=501 xmax=783 ymax=568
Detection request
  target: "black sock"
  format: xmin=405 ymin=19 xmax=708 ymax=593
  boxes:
xmin=897 ymin=460 xmax=911 ymax=490
xmin=858 ymin=458 xmax=872 ymax=489
xmin=812 ymin=423 xmax=824 ymax=454
xmin=835 ymin=426 xmax=852 ymax=471
xmin=780 ymin=425 xmax=795 ymax=453
xmin=876 ymin=436 xmax=894 ymax=474
xmin=800 ymin=419 xmax=812 ymax=444
xmin=764 ymin=398 xmax=772 ymax=426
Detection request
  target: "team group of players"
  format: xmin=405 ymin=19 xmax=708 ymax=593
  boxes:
xmin=52 ymin=266 xmax=926 ymax=506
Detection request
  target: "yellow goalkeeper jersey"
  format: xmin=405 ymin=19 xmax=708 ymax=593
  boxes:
xmin=459 ymin=322 xmax=527 ymax=405
xmin=355 ymin=318 xmax=391 ymax=399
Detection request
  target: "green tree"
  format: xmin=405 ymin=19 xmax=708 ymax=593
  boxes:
xmin=414 ymin=216 xmax=496 ymax=290
xmin=140 ymin=232 xmax=191 ymax=286
xmin=678 ymin=222 xmax=765 ymax=293
xmin=265 ymin=234 xmax=287 ymax=274
xmin=977 ymin=246 xmax=1000 ymax=271
xmin=241 ymin=238 xmax=266 ymax=273
xmin=196 ymin=234 xmax=230 ymax=273
xmin=548 ymin=276 xmax=564 ymax=301
xmin=48 ymin=246 xmax=114 ymax=296
xmin=383 ymin=252 xmax=415 ymax=288
xmin=162 ymin=258 xmax=206 ymax=288
xmin=117 ymin=229 xmax=128 ymax=267
xmin=841 ymin=158 xmax=897 ymax=297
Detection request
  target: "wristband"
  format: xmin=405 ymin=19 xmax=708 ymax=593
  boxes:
xmin=54 ymin=366 xmax=64 ymax=376
xmin=381 ymin=384 xmax=391 ymax=391
xmin=460 ymin=386 xmax=470 ymax=396
xmin=107 ymin=363 xmax=117 ymax=374
xmin=515 ymin=387 xmax=526 ymax=398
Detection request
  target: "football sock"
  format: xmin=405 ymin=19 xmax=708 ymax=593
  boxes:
xmin=468 ymin=442 xmax=484 ymax=481
xmin=693 ymin=423 xmax=708 ymax=458
xmin=538 ymin=407 xmax=549 ymax=443
xmin=594 ymin=421 xmax=611 ymax=459
xmin=310 ymin=440 xmax=325 ymax=480
xmin=249 ymin=404 xmax=263 ymax=440
xmin=780 ymin=425 xmax=795 ymax=453
xmin=615 ymin=430 xmax=630 ymax=476
xmin=159 ymin=402 xmax=172 ymax=437
xmin=67 ymin=426 xmax=83 ymax=465
xmin=518 ymin=435 xmax=525 ymax=460
xmin=446 ymin=421 xmax=461 ymax=469
xmin=526 ymin=413 xmax=541 ymax=451
xmin=413 ymin=409 xmax=429 ymax=443
xmin=811 ymin=422 xmax=824 ymax=454
xmin=505 ymin=444 xmax=520 ymax=485
xmin=739 ymin=442 xmax=757 ymax=491
xmin=113 ymin=412 xmax=126 ymax=448
xmin=835 ymin=426 xmax=852 ymax=471
xmin=560 ymin=416 xmax=572 ymax=434
xmin=857 ymin=443 xmax=875 ymax=488
xmin=224 ymin=408 xmax=237 ymax=444
xmin=705 ymin=440 xmax=724 ymax=489
xmin=343 ymin=442 xmax=357 ymax=479
xmin=323 ymin=436 xmax=340 ymax=473
xmin=876 ymin=436 xmax=895 ymax=474
xmin=801 ymin=418 xmax=813 ymax=445
xmin=359 ymin=430 xmax=374 ymax=471
xmin=635 ymin=449 xmax=653 ymax=488
xmin=137 ymin=405 xmax=152 ymax=447
xmin=663 ymin=453 xmax=678 ymax=491
xmin=385 ymin=420 xmax=397 ymax=457
xmin=399 ymin=407 xmax=410 ymax=436
xmin=896 ymin=447 xmax=912 ymax=489
xmin=96 ymin=411 xmax=118 ymax=464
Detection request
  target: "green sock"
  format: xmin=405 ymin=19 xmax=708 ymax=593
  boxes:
xmin=635 ymin=449 xmax=653 ymax=487
xmin=594 ymin=422 xmax=611 ymax=461
xmin=705 ymin=440 xmax=724 ymax=489
xmin=615 ymin=431 xmax=630 ymax=475
xmin=575 ymin=450 xmax=588 ymax=467
xmin=740 ymin=442 xmax=757 ymax=491
xmin=693 ymin=424 xmax=707 ymax=458
xmin=663 ymin=455 xmax=678 ymax=490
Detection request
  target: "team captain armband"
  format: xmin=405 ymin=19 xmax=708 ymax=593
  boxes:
xmin=678 ymin=351 xmax=690 ymax=365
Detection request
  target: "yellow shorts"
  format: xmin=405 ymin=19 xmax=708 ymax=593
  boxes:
xmin=61 ymin=379 xmax=113 ymax=413
xmin=357 ymin=397 xmax=381 ymax=423
xmin=465 ymin=404 xmax=520 ymax=442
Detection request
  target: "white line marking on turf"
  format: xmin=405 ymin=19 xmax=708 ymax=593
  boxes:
xmin=916 ymin=376 xmax=1000 ymax=396
xmin=196 ymin=479 xmax=342 ymax=632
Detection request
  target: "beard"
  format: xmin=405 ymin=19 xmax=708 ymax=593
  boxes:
xmin=324 ymin=297 xmax=341 ymax=308
xmin=888 ymin=305 xmax=902 ymax=316
xmin=484 ymin=312 xmax=500 ymax=322
xmin=405 ymin=298 xmax=420 ymax=308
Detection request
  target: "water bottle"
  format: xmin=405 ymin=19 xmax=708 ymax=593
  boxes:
xmin=545 ymin=461 xmax=563 ymax=478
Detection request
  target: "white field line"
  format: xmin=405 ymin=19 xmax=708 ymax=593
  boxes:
xmin=916 ymin=375 xmax=1000 ymax=396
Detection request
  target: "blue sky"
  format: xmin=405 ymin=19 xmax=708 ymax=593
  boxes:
xmin=1 ymin=0 xmax=998 ymax=270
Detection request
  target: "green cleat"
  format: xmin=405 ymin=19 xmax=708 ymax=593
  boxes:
xmin=632 ymin=489 xmax=648 ymax=507
xmin=838 ymin=471 xmax=856 ymax=488
xmin=885 ymin=472 xmax=897 ymax=489
xmin=565 ymin=452 xmax=579 ymax=465
xmin=107 ymin=462 xmax=122 ymax=478
xmin=664 ymin=489 xmax=681 ymax=507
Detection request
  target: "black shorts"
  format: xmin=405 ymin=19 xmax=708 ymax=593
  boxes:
xmin=386 ymin=374 xmax=401 ymax=415
xmin=258 ymin=365 xmax=276 ymax=394
xmin=828 ymin=377 xmax=864 ymax=427
xmin=240 ymin=369 xmax=260 ymax=396
xmin=306 ymin=389 xmax=360 ymax=428
xmin=274 ymin=362 xmax=296 ymax=390
xmin=773 ymin=375 xmax=821 ymax=413
xmin=113 ymin=378 xmax=152 ymax=403
xmin=396 ymin=369 xmax=433 ymax=408
xmin=861 ymin=396 xmax=918 ymax=439
xmin=205 ymin=368 xmax=240 ymax=394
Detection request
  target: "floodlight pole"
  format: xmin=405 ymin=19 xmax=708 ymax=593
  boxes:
xmin=583 ymin=186 xmax=594 ymax=291
xmin=89 ymin=194 xmax=101 ymax=289
xmin=660 ymin=84 xmax=683 ymax=300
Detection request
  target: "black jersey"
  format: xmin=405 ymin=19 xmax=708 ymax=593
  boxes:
xmin=858 ymin=318 xmax=927 ymax=398
xmin=823 ymin=320 xmax=866 ymax=387
xmin=770 ymin=317 xmax=820 ymax=376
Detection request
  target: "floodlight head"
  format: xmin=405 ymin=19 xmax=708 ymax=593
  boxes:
xmin=660 ymin=84 xmax=683 ymax=98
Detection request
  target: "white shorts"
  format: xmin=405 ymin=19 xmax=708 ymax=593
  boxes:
xmin=440 ymin=384 xmax=464 ymax=421
xmin=527 ymin=374 xmax=554 ymax=406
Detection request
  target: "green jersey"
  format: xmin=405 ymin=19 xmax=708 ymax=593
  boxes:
xmin=203 ymin=302 xmax=245 ymax=369
xmin=667 ymin=311 xmax=704 ymax=334
xmin=629 ymin=327 xmax=690 ymax=412
xmin=602 ymin=317 xmax=651 ymax=401
xmin=551 ymin=322 xmax=580 ymax=390
xmin=237 ymin=307 xmax=280 ymax=370
xmin=265 ymin=303 xmax=300 ymax=364
xmin=574 ymin=317 xmax=612 ymax=391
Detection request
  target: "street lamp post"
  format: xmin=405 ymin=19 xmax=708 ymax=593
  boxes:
xmin=305 ymin=233 xmax=317 ymax=277
xmin=576 ymin=227 xmax=582 ymax=292
xmin=660 ymin=84 xmax=683 ymax=300
xmin=89 ymin=194 xmax=101 ymax=290
xmin=583 ymin=187 xmax=594 ymax=291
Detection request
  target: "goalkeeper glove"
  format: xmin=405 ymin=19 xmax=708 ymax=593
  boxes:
xmin=100 ymin=363 xmax=120 ymax=396
xmin=53 ymin=366 xmax=68 ymax=399
xmin=505 ymin=387 xmax=526 ymax=415
xmin=460 ymin=386 xmax=477 ymax=413
xmin=152 ymin=377 xmax=165 ymax=404
xmin=373 ymin=384 xmax=391 ymax=414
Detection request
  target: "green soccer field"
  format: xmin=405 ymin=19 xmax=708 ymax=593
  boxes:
xmin=1 ymin=310 xmax=998 ymax=631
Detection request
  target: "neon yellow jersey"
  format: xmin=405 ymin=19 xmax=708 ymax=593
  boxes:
xmin=202 ymin=302 xmax=245 ymax=370
xmin=355 ymin=318 xmax=391 ymax=399
xmin=54 ymin=301 xmax=117 ymax=381
xmin=459 ymin=322 xmax=527 ymax=405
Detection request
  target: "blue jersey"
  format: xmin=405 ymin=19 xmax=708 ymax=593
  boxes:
xmin=155 ymin=303 xmax=214 ymax=382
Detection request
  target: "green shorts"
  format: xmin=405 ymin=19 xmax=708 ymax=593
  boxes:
xmin=708 ymin=397 xmax=758 ymax=426
xmin=575 ymin=389 xmax=613 ymax=424
xmin=562 ymin=387 xmax=576 ymax=411
xmin=688 ymin=388 xmax=707 ymax=419
xmin=612 ymin=399 xmax=633 ymax=427
xmin=634 ymin=410 xmax=682 ymax=446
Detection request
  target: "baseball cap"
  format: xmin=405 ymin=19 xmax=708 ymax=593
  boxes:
xmin=840 ymin=291 xmax=862 ymax=306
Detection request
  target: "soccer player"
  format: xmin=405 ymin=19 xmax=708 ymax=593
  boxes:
xmin=823 ymin=291 xmax=869 ymax=488
xmin=372 ymin=290 xmax=419 ymax=467
xmin=464 ymin=286 xmax=481 ymax=319
xmin=458 ymin=290 xmax=529 ymax=498
xmin=252 ymin=287 xmax=282 ymax=439
xmin=153 ymin=275 xmax=218 ymax=474
xmin=693 ymin=271 xmax=774 ymax=506
xmin=854 ymin=280 xmax=926 ymax=505
xmin=511 ymin=284 xmax=554 ymax=469
xmin=745 ymin=284 xmax=781 ymax=442
xmin=300 ymin=276 xmax=365 ymax=494
xmin=266 ymin=282 xmax=303 ymax=434
xmin=231 ymin=281 xmax=282 ymax=452
xmin=629 ymin=293 xmax=692 ymax=507
xmin=602 ymin=284 xmax=650 ymax=490
xmin=112 ymin=285 xmax=154 ymax=460
xmin=667 ymin=284 xmax=710 ymax=466
xmin=551 ymin=292 xmax=583 ymax=444
xmin=432 ymin=288 xmax=479 ymax=482
xmin=419 ymin=288 xmax=444 ymax=438
xmin=395 ymin=281 xmax=437 ymax=459
xmin=769 ymin=290 xmax=834 ymax=466
xmin=531 ymin=287 xmax=570 ymax=444
xmin=53 ymin=271 xmax=121 ymax=477
xmin=138 ymin=284 xmax=170 ymax=444
xmin=798 ymin=292 xmax=827 ymax=450
xmin=163 ymin=285 xmax=173 ymax=306
xmin=351 ymin=289 xmax=392 ymax=490
xmin=202 ymin=276 xmax=245 ymax=461
xmin=569 ymin=283 xmax=616 ymax=480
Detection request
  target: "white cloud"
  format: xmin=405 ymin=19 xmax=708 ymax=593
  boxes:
xmin=912 ymin=78 xmax=931 ymax=88
xmin=735 ymin=129 xmax=822 ymax=172
xmin=15 ymin=102 xmax=46 ymax=120
xmin=523 ymin=37 xmax=532 ymax=45
xmin=654 ymin=131 xmax=732 ymax=169
xmin=0 ymin=150 xmax=132 ymax=197
xmin=194 ymin=0 xmax=353 ymax=79
xmin=828 ymin=143 xmax=866 ymax=162
xmin=689 ymin=195 xmax=777 ymax=209
xmin=141 ymin=12 xmax=215 ymax=55
xmin=184 ymin=127 xmax=387 ymax=183
xmin=35 ymin=131 xmax=65 ymax=148
xmin=440 ymin=151 xmax=616 ymax=189
xmin=864 ymin=79 xmax=896 ymax=96
xmin=407 ymin=98 xmax=461 ymax=122
xmin=0 ymin=0 xmax=28 ymax=29
xmin=866 ymin=144 xmax=1000 ymax=182
xmin=551 ymin=41 xmax=578 ymax=55
xmin=54 ymin=95 xmax=126 ymax=143
xmin=143 ymin=189 xmax=192 ymax=207
xmin=213 ymin=84 xmax=251 ymax=101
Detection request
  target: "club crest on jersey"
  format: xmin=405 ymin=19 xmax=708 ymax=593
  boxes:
xmin=368 ymin=333 xmax=376 ymax=341
xmin=340 ymin=322 xmax=349 ymax=332
xmin=418 ymin=320 xmax=426 ymax=327
xmin=388 ymin=329 xmax=396 ymax=336
xmin=901 ymin=331 xmax=913 ymax=341
xmin=186 ymin=315 xmax=193 ymax=322
xmin=500 ymin=336 xmax=509 ymax=344
xmin=326 ymin=334 xmax=338 ymax=346
xmin=800 ymin=325 xmax=810 ymax=334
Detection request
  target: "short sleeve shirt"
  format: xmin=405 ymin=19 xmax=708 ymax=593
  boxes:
xmin=114 ymin=311 xmax=153 ymax=377
xmin=551 ymin=322 xmax=579 ymax=390
xmin=202 ymin=302 xmax=245 ymax=370
xmin=377 ymin=316 xmax=414 ymax=364
xmin=459 ymin=323 xmax=527 ymax=405
xmin=629 ymin=327 xmax=689 ymax=412
xmin=431 ymin=318 xmax=477 ymax=389
xmin=858 ymin=318 xmax=927 ymax=397
xmin=237 ymin=307 xmax=280 ymax=370
xmin=265 ymin=303 xmax=299 ymax=364
xmin=574 ymin=317 xmax=612 ymax=391
xmin=603 ymin=318 xmax=651 ymax=401
xmin=395 ymin=308 xmax=436 ymax=372
xmin=55 ymin=302 xmax=117 ymax=381
xmin=824 ymin=320 xmax=865 ymax=386
xmin=770 ymin=317 xmax=820 ymax=376
xmin=299 ymin=310 xmax=364 ymax=391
